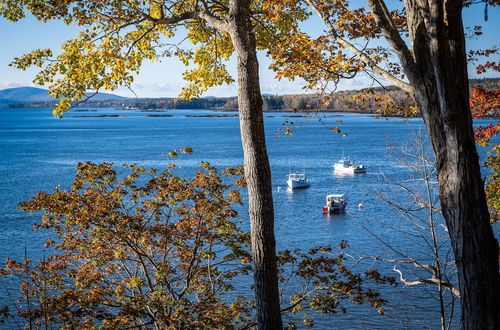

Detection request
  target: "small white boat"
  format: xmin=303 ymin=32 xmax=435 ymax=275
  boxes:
xmin=333 ymin=157 xmax=366 ymax=174
xmin=322 ymin=194 xmax=348 ymax=214
xmin=286 ymin=173 xmax=310 ymax=189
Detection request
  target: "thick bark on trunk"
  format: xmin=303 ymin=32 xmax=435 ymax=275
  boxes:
xmin=227 ymin=1 xmax=283 ymax=329
xmin=402 ymin=0 xmax=500 ymax=328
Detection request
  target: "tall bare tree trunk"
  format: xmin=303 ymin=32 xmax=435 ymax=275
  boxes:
xmin=227 ymin=1 xmax=282 ymax=328
xmin=402 ymin=0 xmax=500 ymax=328
xmin=367 ymin=0 xmax=499 ymax=327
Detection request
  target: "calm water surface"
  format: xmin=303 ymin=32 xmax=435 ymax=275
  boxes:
xmin=0 ymin=107 xmax=496 ymax=329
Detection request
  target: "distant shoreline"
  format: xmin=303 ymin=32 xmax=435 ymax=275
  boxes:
xmin=2 ymin=78 xmax=499 ymax=117
xmin=3 ymin=106 xmax=499 ymax=120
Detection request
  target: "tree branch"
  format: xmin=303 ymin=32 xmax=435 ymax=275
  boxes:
xmin=365 ymin=0 xmax=421 ymax=85
xmin=393 ymin=265 xmax=460 ymax=297
xmin=280 ymin=286 xmax=323 ymax=313
xmin=148 ymin=10 xmax=230 ymax=33
xmin=304 ymin=0 xmax=413 ymax=93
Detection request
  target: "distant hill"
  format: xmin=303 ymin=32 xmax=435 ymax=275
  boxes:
xmin=0 ymin=87 xmax=125 ymax=105
xmin=0 ymin=87 xmax=50 ymax=102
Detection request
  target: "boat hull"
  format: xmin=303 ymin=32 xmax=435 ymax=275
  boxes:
xmin=287 ymin=179 xmax=310 ymax=189
xmin=333 ymin=166 xmax=366 ymax=174
xmin=333 ymin=158 xmax=367 ymax=174
xmin=322 ymin=204 xmax=347 ymax=214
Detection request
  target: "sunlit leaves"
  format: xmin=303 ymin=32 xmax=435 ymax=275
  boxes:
xmin=485 ymin=145 xmax=500 ymax=224
xmin=181 ymin=29 xmax=234 ymax=99
xmin=0 ymin=0 xmax=25 ymax=21
xmin=470 ymin=86 xmax=500 ymax=119
xmin=53 ymin=98 xmax=72 ymax=118
xmin=9 ymin=48 xmax=53 ymax=68
xmin=180 ymin=146 xmax=193 ymax=154
xmin=348 ymin=87 xmax=418 ymax=117
xmin=265 ymin=0 xmax=408 ymax=93
xmin=168 ymin=149 xmax=178 ymax=158
xmin=4 ymin=159 xmax=253 ymax=328
xmin=1 ymin=1 xmax=239 ymax=114
xmin=469 ymin=47 xmax=500 ymax=224
xmin=475 ymin=123 xmax=500 ymax=147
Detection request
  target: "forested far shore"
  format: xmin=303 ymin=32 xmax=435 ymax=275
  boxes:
xmin=6 ymin=77 xmax=500 ymax=116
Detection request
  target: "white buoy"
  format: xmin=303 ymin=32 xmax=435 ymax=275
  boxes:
xmin=358 ymin=203 xmax=364 ymax=209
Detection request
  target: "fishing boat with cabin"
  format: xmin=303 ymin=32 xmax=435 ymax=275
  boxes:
xmin=322 ymin=194 xmax=348 ymax=214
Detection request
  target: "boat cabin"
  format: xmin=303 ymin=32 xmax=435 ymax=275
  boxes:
xmin=326 ymin=194 xmax=346 ymax=204
xmin=288 ymin=173 xmax=306 ymax=181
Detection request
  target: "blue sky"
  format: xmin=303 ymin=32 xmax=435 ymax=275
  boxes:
xmin=0 ymin=3 xmax=498 ymax=98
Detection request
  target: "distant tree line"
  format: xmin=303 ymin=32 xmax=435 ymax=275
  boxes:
xmin=8 ymin=78 xmax=500 ymax=116
xmin=469 ymin=77 xmax=500 ymax=91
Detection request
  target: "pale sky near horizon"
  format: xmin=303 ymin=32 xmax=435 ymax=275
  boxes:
xmin=0 ymin=2 xmax=498 ymax=98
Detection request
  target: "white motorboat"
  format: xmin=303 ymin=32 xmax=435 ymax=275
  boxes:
xmin=322 ymin=194 xmax=348 ymax=214
xmin=286 ymin=172 xmax=310 ymax=189
xmin=333 ymin=157 xmax=366 ymax=174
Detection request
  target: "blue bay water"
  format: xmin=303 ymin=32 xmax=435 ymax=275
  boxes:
xmin=0 ymin=107 xmax=496 ymax=328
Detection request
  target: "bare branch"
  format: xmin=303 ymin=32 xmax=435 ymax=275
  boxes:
xmin=393 ymin=266 xmax=460 ymax=297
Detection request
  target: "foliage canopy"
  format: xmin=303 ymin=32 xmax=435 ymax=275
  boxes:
xmin=0 ymin=0 xmax=308 ymax=117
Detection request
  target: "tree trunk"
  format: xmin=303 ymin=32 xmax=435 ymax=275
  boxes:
xmin=402 ymin=0 xmax=500 ymax=328
xmin=227 ymin=1 xmax=283 ymax=329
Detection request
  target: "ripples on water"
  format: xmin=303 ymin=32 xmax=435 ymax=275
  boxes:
xmin=1 ymin=107 xmax=497 ymax=328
